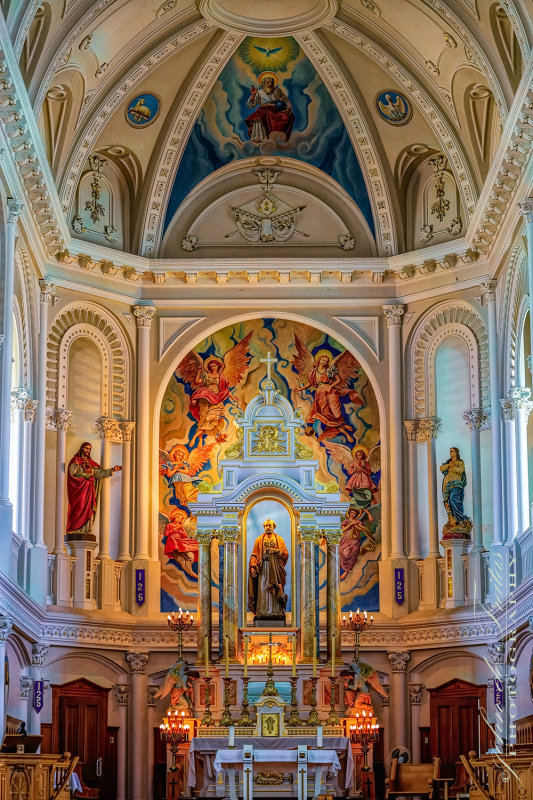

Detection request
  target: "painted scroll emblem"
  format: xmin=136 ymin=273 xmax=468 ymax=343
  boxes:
xmin=375 ymin=90 xmax=412 ymax=126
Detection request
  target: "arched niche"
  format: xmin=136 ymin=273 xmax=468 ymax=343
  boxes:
xmin=157 ymin=317 xmax=383 ymax=616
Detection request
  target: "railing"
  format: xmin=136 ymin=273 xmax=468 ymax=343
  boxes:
xmin=0 ymin=752 xmax=78 ymax=800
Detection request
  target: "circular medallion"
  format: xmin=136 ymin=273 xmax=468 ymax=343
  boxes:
xmin=375 ymin=90 xmax=412 ymax=126
xmin=126 ymin=92 xmax=161 ymax=128
xmin=197 ymin=0 xmax=338 ymax=36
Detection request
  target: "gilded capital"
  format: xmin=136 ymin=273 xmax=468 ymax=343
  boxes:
xmin=221 ymin=527 xmax=240 ymax=543
xmin=299 ymin=526 xmax=320 ymax=543
xmin=417 ymin=416 xmax=441 ymax=440
xmin=55 ymin=409 xmax=74 ymax=431
xmin=132 ymin=305 xmax=156 ymax=328
xmin=463 ymin=408 xmax=491 ymax=431
xmin=324 ymin=529 xmax=343 ymax=546
xmin=24 ymin=399 xmax=38 ymax=423
xmin=191 ymin=529 xmax=218 ymax=545
xmin=119 ymin=421 xmax=135 ymax=442
xmin=94 ymin=416 xmax=122 ymax=440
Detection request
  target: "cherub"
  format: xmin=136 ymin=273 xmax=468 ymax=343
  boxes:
xmin=291 ymin=336 xmax=362 ymax=442
xmin=159 ymin=508 xmax=198 ymax=577
xmin=341 ymin=660 xmax=388 ymax=716
xmin=324 ymin=442 xmax=380 ymax=508
xmin=175 ymin=332 xmax=253 ymax=445
xmin=154 ymin=659 xmax=199 ymax=712
xmin=159 ymin=443 xmax=215 ymax=507
xmin=340 ymin=506 xmax=373 ymax=578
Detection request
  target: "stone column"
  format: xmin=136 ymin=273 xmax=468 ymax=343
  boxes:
xmin=463 ymin=408 xmax=490 ymax=603
xmin=132 ymin=305 xmax=155 ymax=560
xmin=28 ymin=644 xmax=48 ymax=735
xmin=509 ymin=389 xmax=533 ymax=533
xmin=28 ymin=280 xmax=56 ymax=605
xmin=0 ymin=618 xmax=13 ymax=734
xmin=9 ymin=387 xmax=32 ymax=535
xmin=126 ymin=652 xmax=149 ymax=800
xmin=53 ymin=410 xmax=74 ymax=554
xmin=113 ymin=684 xmax=129 ymax=800
xmin=404 ymin=422 xmax=420 ymax=560
xmin=409 ymin=684 xmax=423 ymax=763
xmin=387 ymin=651 xmax=411 ymax=749
xmin=382 ymin=304 xmax=406 ymax=559
xmin=0 ymin=198 xmax=23 ymax=543
xmin=380 ymin=685 xmax=390 ymax=773
xmin=418 ymin=417 xmax=442 ymax=558
xmin=221 ymin=527 xmax=239 ymax=659
xmin=325 ymin=530 xmax=342 ymax=662
xmin=118 ymin=422 xmax=135 ymax=561
xmin=194 ymin=531 xmax=216 ymax=664
xmin=480 ymin=281 xmax=503 ymax=545
xmin=517 ymin=198 xmax=533 ymax=370
xmin=300 ymin=526 xmax=319 ymax=660
xmin=500 ymin=397 xmax=518 ymax=542
xmin=21 ymin=398 xmax=38 ymax=539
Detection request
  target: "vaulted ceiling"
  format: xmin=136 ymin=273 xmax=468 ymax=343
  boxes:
xmin=2 ymin=0 xmax=531 ymax=262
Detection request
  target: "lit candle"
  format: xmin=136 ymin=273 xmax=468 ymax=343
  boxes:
xmin=225 ymin=635 xmax=229 ymax=679
xmin=312 ymin=635 xmax=317 ymax=678
xmin=244 ymin=636 xmax=248 ymax=677
xmin=229 ymin=726 xmax=235 ymax=747
xmin=292 ymin=637 xmax=296 ymax=677
xmin=331 ymin=634 xmax=335 ymax=676
xmin=204 ymin=635 xmax=209 ymax=678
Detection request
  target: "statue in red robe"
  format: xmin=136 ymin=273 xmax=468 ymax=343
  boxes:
xmin=66 ymin=442 xmax=121 ymax=539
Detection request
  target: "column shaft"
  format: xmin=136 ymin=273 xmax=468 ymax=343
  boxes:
xmin=382 ymin=305 xmax=405 ymax=558
xmin=21 ymin=400 xmax=37 ymax=539
xmin=196 ymin=534 xmax=213 ymax=663
xmin=54 ymin=411 xmax=73 ymax=554
xmin=99 ymin=434 xmax=112 ymax=559
xmin=222 ymin=529 xmax=238 ymax=658
xmin=300 ymin=531 xmax=318 ymax=659
xmin=126 ymin=653 xmax=149 ymax=800
xmin=0 ymin=620 xmax=13 ymax=734
xmin=388 ymin=652 xmax=410 ymax=749
xmin=409 ymin=685 xmax=423 ymax=763
xmin=34 ymin=281 xmax=56 ymax=546
xmin=427 ymin=437 xmax=440 ymax=557
xmin=118 ymin=423 xmax=134 ymax=561
xmin=500 ymin=402 xmax=518 ymax=542
xmin=406 ymin=438 xmax=420 ymax=559
xmin=508 ymin=389 xmax=533 ymax=534
xmin=326 ymin=533 xmax=341 ymax=660
xmin=133 ymin=306 xmax=155 ymax=559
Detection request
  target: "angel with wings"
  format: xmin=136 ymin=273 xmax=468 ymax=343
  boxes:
xmin=291 ymin=336 xmax=363 ymax=442
xmin=159 ymin=508 xmax=198 ymax=577
xmin=341 ymin=660 xmax=388 ymax=716
xmin=175 ymin=332 xmax=253 ymax=446
xmin=324 ymin=442 xmax=380 ymax=507
xmin=154 ymin=659 xmax=199 ymax=712
xmin=159 ymin=443 xmax=215 ymax=507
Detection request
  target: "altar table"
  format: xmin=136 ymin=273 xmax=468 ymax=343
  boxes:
xmin=187 ymin=736 xmax=353 ymax=798
xmin=214 ymin=747 xmax=341 ymax=800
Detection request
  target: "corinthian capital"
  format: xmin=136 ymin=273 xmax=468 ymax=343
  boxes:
xmin=39 ymin=279 xmax=56 ymax=304
xmin=119 ymin=421 xmax=135 ymax=442
xmin=132 ymin=305 xmax=156 ymax=328
xmin=500 ymin=398 xmax=514 ymax=422
xmin=31 ymin=644 xmax=49 ymax=667
xmin=0 ymin=618 xmax=13 ymax=641
xmin=94 ymin=416 xmax=122 ymax=441
xmin=220 ymin=527 xmax=240 ymax=543
xmin=324 ymin=529 xmax=343 ymax=546
xmin=191 ymin=529 xmax=218 ymax=545
xmin=388 ymin=651 xmax=411 ymax=673
xmin=463 ymin=408 xmax=491 ymax=430
xmin=417 ymin=416 xmax=442 ymax=440
xmin=55 ymin=409 xmax=74 ymax=431
xmin=404 ymin=420 xmax=418 ymax=442
xmin=409 ymin=683 xmax=424 ymax=704
xmin=126 ymin=651 xmax=149 ymax=674
xmin=479 ymin=280 xmax=496 ymax=303
xmin=7 ymin=197 xmax=23 ymax=223
xmin=113 ymin=684 xmax=130 ymax=706
xmin=24 ymin=398 xmax=38 ymax=422
xmin=517 ymin=197 xmax=533 ymax=223
xmin=508 ymin=387 xmax=533 ymax=418
xmin=299 ymin=526 xmax=321 ymax=543
xmin=382 ymin=304 xmax=405 ymax=327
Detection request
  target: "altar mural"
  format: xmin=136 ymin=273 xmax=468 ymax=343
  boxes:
xmin=159 ymin=319 xmax=381 ymax=613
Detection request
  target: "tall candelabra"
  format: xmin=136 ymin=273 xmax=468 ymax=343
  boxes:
xmin=200 ymin=677 xmax=215 ymax=727
xmin=160 ymin=710 xmax=190 ymax=771
xmin=349 ymin=711 xmax=379 ymax=769
xmin=342 ymin=608 xmax=373 ymax=663
xmin=326 ymin=676 xmax=341 ymax=726
xmin=220 ymin=677 xmax=234 ymax=727
xmin=167 ymin=608 xmax=194 ymax=661
xmin=236 ymin=676 xmax=255 ymax=727
xmin=307 ymin=676 xmax=321 ymax=727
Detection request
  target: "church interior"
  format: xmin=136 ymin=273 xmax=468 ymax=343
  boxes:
xmin=0 ymin=0 xmax=533 ymax=798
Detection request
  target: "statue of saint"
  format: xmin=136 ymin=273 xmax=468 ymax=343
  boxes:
xmin=66 ymin=442 xmax=122 ymax=539
xmin=439 ymin=446 xmax=472 ymax=538
xmin=247 ymin=519 xmax=289 ymax=621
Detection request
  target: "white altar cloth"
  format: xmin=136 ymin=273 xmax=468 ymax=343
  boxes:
xmin=188 ymin=736 xmax=353 ymax=789
xmin=214 ymin=748 xmax=341 ymax=773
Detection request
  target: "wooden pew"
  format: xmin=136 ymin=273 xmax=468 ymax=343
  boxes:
xmin=385 ymin=757 xmax=441 ymax=799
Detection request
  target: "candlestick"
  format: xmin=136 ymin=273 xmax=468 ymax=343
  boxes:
xmin=236 ymin=676 xmax=255 ymax=727
xmin=286 ymin=675 xmax=303 ymax=727
xmin=312 ymin=635 xmax=317 ymax=678
xmin=307 ymin=676 xmax=321 ymax=727
xmin=331 ymin=633 xmax=335 ymax=677
xmin=204 ymin=635 xmax=210 ymax=678
xmin=326 ymin=675 xmax=341 ymax=726
xmin=219 ymin=677 xmax=233 ymax=727
xmin=292 ymin=636 xmax=296 ymax=678
xmin=244 ymin=635 xmax=248 ymax=678
xmin=225 ymin=635 xmax=229 ymax=679
xmin=200 ymin=676 xmax=215 ymax=727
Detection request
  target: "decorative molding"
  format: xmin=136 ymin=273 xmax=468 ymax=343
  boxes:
xmin=20 ymin=676 xmax=32 ymax=700
xmin=387 ymin=651 xmax=411 ymax=672
xmin=113 ymin=684 xmax=130 ymax=706
xmin=147 ymin=685 xmax=159 ymax=706
xmin=31 ymin=644 xmax=48 ymax=667
xmin=479 ymin=280 xmax=497 ymax=303
xmin=382 ymin=304 xmax=405 ymax=326
xmin=132 ymin=305 xmax=156 ymax=328
xmin=23 ymin=399 xmax=38 ymax=423
xmin=94 ymin=416 xmax=122 ymax=441
xmin=119 ymin=421 xmax=135 ymax=443
xmin=488 ymin=642 xmax=505 ymax=665
xmin=408 ymin=683 xmax=424 ymax=704
xmin=126 ymin=652 xmax=149 ymax=674
xmin=517 ymin=197 xmax=533 ymax=224
xmin=0 ymin=618 xmax=13 ymax=641
xmin=7 ymin=197 xmax=23 ymax=223
xmin=463 ymin=408 xmax=491 ymax=431
xmin=380 ymin=684 xmax=390 ymax=706
xmin=39 ymin=280 xmax=56 ymax=304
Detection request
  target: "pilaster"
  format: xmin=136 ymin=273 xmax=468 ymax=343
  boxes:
xmin=126 ymin=652 xmax=149 ymax=800
xmin=388 ymin=651 xmax=411 ymax=750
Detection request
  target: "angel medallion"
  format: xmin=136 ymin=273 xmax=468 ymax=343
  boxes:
xmin=291 ymin=336 xmax=363 ymax=442
xmin=175 ymin=332 xmax=253 ymax=445
xmin=159 ymin=443 xmax=215 ymax=507
xmin=324 ymin=442 xmax=380 ymax=508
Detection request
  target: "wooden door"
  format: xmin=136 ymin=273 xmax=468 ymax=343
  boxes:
xmin=52 ymin=678 xmax=110 ymax=799
xmin=429 ymin=679 xmax=487 ymax=766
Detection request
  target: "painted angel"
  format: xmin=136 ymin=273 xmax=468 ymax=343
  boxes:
xmin=341 ymin=660 xmax=388 ymax=716
xmin=159 ymin=508 xmax=198 ymax=577
xmin=291 ymin=336 xmax=363 ymax=442
xmin=159 ymin=443 xmax=215 ymax=507
xmin=154 ymin=659 xmax=199 ymax=712
xmin=324 ymin=442 xmax=380 ymax=507
xmin=175 ymin=332 xmax=253 ymax=445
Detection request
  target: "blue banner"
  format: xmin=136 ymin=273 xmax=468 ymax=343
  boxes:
xmin=394 ymin=568 xmax=405 ymax=605
xmin=32 ymin=680 xmax=44 ymax=713
xmin=136 ymin=569 xmax=146 ymax=607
